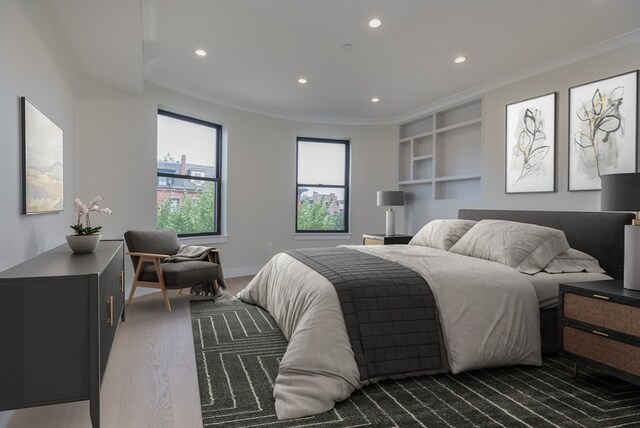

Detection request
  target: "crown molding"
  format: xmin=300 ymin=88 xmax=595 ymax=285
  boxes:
xmin=144 ymin=73 xmax=397 ymax=126
xmin=394 ymin=29 xmax=640 ymax=124
xmin=146 ymin=29 xmax=639 ymax=126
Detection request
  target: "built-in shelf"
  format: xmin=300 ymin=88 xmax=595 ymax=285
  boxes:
xmin=434 ymin=174 xmax=481 ymax=182
xmin=435 ymin=117 xmax=482 ymax=134
xmin=408 ymin=130 xmax=434 ymax=140
xmin=399 ymin=178 xmax=433 ymax=185
xmin=398 ymin=99 xmax=482 ymax=200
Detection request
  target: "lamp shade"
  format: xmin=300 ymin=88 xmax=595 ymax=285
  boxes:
xmin=377 ymin=190 xmax=405 ymax=207
xmin=601 ymin=173 xmax=640 ymax=212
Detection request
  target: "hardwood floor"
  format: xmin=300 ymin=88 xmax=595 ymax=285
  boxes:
xmin=5 ymin=276 xmax=254 ymax=428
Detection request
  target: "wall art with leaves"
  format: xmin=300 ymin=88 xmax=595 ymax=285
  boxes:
xmin=569 ymin=70 xmax=638 ymax=191
xmin=505 ymin=92 xmax=556 ymax=193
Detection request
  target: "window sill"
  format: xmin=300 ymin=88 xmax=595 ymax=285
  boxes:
xmin=294 ymin=233 xmax=352 ymax=241
xmin=179 ymin=235 xmax=229 ymax=245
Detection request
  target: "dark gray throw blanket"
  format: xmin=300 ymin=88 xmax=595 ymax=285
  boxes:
xmin=164 ymin=245 xmax=227 ymax=294
xmin=164 ymin=244 xmax=211 ymax=262
xmin=286 ymin=247 xmax=444 ymax=381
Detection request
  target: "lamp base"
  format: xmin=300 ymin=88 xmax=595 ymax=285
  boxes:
xmin=624 ymin=225 xmax=640 ymax=290
xmin=386 ymin=209 xmax=395 ymax=236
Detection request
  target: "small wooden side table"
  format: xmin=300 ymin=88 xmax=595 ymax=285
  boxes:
xmin=362 ymin=233 xmax=413 ymax=245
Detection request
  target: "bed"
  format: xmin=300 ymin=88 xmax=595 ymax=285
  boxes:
xmin=238 ymin=209 xmax=634 ymax=420
xmin=458 ymin=209 xmax=633 ymax=354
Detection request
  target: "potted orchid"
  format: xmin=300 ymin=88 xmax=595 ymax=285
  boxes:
xmin=66 ymin=196 xmax=112 ymax=253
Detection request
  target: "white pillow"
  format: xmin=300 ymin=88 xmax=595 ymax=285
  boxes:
xmin=408 ymin=219 xmax=477 ymax=251
xmin=542 ymin=248 xmax=605 ymax=274
xmin=449 ymin=219 xmax=570 ymax=274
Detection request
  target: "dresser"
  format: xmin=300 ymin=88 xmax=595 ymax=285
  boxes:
xmin=559 ymin=280 xmax=640 ymax=386
xmin=0 ymin=240 xmax=125 ymax=428
xmin=362 ymin=233 xmax=413 ymax=245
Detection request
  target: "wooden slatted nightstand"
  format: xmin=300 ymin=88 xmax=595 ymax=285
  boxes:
xmin=559 ymin=280 xmax=640 ymax=386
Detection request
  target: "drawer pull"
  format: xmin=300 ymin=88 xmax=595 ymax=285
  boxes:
xmin=119 ymin=271 xmax=124 ymax=293
xmin=592 ymin=330 xmax=609 ymax=337
xmin=107 ymin=296 xmax=114 ymax=327
xmin=592 ymin=294 xmax=610 ymax=300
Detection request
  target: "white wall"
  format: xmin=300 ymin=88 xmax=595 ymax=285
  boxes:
xmin=77 ymin=77 xmax=398 ymax=291
xmin=0 ymin=0 xmax=77 ymax=271
xmin=0 ymin=1 xmax=78 ymax=425
xmin=403 ymin=43 xmax=640 ymax=232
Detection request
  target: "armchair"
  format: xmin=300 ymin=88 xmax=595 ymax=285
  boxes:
xmin=124 ymin=229 xmax=222 ymax=311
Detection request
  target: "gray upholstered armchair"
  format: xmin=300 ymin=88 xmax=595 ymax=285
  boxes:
xmin=124 ymin=229 xmax=223 ymax=311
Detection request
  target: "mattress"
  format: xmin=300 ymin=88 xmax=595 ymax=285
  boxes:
xmin=528 ymin=271 xmax=612 ymax=309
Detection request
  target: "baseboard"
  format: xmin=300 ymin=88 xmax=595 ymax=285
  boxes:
xmin=0 ymin=410 xmax=14 ymax=428
xmin=224 ymin=265 xmax=263 ymax=278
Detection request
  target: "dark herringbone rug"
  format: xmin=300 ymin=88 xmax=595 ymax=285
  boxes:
xmin=190 ymin=300 xmax=640 ymax=427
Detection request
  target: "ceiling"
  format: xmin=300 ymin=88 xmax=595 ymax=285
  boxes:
xmin=47 ymin=0 xmax=640 ymax=124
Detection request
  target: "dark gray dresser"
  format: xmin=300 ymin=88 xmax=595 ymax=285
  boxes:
xmin=0 ymin=240 xmax=125 ymax=428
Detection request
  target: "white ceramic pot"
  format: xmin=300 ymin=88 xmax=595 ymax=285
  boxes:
xmin=66 ymin=234 xmax=101 ymax=254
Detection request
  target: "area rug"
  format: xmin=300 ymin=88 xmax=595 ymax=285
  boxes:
xmin=190 ymin=301 xmax=640 ymax=427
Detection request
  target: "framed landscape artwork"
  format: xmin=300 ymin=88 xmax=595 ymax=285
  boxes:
xmin=505 ymin=92 xmax=556 ymax=193
xmin=22 ymin=97 xmax=64 ymax=214
xmin=569 ymin=70 xmax=638 ymax=191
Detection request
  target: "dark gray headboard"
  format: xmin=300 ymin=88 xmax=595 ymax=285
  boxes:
xmin=458 ymin=209 xmax=634 ymax=279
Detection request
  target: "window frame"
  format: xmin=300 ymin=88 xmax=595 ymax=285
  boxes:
xmin=295 ymin=137 xmax=350 ymax=234
xmin=157 ymin=109 xmax=222 ymax=237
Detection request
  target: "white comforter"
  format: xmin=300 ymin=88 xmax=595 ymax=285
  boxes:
xmin=237 ymin=245 xmax=541 ymax=420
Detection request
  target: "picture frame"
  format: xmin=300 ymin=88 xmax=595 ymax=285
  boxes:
xmin=505 ymin=92 xmax=556 ymax=193
xmin=568 ymin=70 xmax=638 ymax=191
xmin=22 ymin=97 xmax=64 ymax=214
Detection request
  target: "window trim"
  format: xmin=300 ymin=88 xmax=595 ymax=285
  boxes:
xmin=295 ymin=137 xmax=350 ymax=234
xmin=157 ymin=109 xmax=222 ymax=237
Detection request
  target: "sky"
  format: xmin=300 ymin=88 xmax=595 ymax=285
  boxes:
xmin=157 ymin=114 xmax=216 ymax=167
xmin=297 ymin=140 xmax=345 ymax=185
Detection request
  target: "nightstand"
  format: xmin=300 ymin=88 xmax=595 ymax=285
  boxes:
xmin=362 ymin=234 xmax=413 ymax=245
xmin=559 ymin=280 xmax=640 ymax=386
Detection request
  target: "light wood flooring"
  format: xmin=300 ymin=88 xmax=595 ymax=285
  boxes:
xmin=5 ymin=276 xmax=253 ymax=428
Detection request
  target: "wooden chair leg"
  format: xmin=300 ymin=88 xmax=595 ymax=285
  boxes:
xmin=129 ymin=257 xmax=146 ymax=305
xmin=153 ymin=258 xmax=171 ymax=312
xmin=161 ymin=286 xmax=172 ymax=312
xmin=127 ymin=282 xmax=137 ymax=305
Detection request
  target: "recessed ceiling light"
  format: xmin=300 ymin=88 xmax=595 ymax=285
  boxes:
xmin=195 ymin=49 xmax=207 ymax=57
xmin=454 ymin=56 xmax=466 ymax=64
xmin=298 ymin=78 xmax=308 ymax=84
xmin=371 ymin=97 xmax=380 ymax=103
xmin=368 ymin=18 xmax=382 ymax=29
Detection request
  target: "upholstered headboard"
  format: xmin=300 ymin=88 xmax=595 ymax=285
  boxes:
xmin=458 ymin=209 xmax=635 ymax=279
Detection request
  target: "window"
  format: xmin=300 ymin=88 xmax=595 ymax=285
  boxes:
xmin=158 ymin=176 xmax=174 ymax=186
xmin=190 ymin=170 xmax=206 ymax=186
xmin=169 ymin=198 xmax=180 ymax=212
xmin=296 ymin=137 xmax=349 ymax=233
xmin=156 ymin=110 xmax=222 ymax=236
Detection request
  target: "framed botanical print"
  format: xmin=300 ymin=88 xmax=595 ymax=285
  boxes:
xmin=505 ymin=92 xmax=556 ymax=193
xmin=22 ymin=97 xmax=64 ymax=214
xmin=568 ymin=70 xmax=638 ymax=191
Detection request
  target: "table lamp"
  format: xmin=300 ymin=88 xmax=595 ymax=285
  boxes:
xmin=377 ymin=190 xmax=405 ymax=236
xmin=601 ymin=172 xmax=640 ymax=290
